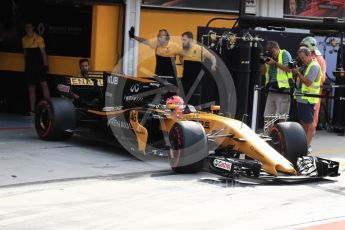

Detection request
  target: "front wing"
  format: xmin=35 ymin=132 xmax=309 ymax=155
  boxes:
xmin=208 ymin=155 xmax=340 ymax=182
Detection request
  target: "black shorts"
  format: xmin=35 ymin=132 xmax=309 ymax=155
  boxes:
xmin=25 ymin=66 xmax=47 ymax=85
xmin=297 ymin=102 xmax=315 ymax=124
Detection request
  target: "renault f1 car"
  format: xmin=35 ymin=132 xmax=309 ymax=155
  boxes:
xmin=34 ymin=72 xmax=340 ymax=180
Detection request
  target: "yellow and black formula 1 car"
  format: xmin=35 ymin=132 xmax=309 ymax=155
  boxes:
xmin=35 ymin=72 xmax=339 ymax=180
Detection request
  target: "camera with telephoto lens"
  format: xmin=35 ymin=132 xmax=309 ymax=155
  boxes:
xmin=288 ymin=59 xmax=300 ymax=69
xmin=261 ymin=55 xmax=271 ymax=63
xmin=260 ymin=51 xmax=273 ymax=64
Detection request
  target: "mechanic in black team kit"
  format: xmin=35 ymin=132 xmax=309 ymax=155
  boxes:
xmin=22 ymin=22 xmax=50 ymax=115
xmin=58 ymin=59 xmax=100 ymax=106
xmin=76 ymin=59 xmax=101 ymax=106
xmin=129 ymin=27 xmax=181 ymax=86
xmin=180 ymin=31 xmax=217 ymax=106
xmin=79 ymin=58 xmax=90 ymax=78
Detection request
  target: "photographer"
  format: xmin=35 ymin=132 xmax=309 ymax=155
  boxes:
xmin=263 ymin=41 xmax=293 ymax=117
xmin=292 ymin=47 xmax=321 ymax=152
xmin=300 ymin=36 xmax=326 ymax=139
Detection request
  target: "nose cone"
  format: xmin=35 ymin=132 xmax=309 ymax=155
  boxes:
xmin=276 ymin=164 xmax=297 ymax=175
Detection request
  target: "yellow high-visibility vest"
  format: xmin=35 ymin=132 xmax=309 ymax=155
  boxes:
xmin=265 ymin=49 xmax=292 ymax=88
xmin=298 ymin=60 xmax=322 ymax=104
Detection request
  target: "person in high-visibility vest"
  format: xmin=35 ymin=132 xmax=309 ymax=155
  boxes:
xmin=263 ymin=41 xmax=293 ymax=117
xmin=292 ymin=47 xmax=322 ymax=152
xmin=300 ymin=37 xmax=327 ymax=140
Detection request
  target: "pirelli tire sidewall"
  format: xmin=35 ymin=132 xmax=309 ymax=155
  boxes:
xmin=270 ymin=121 xmax=308 ymax=166
xmin=169 ymin=121 xmax=208 ymax=173
xmin=35 ymin=98 xmax=76 ymax=141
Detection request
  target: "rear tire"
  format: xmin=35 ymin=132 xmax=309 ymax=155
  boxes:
xmin=35 ymin=98 xmax=76 ymax=141
xmin=168 ymin=121 xmax=208 ymax=173
xmin=270 ymin=122 xmax=308 ymax=165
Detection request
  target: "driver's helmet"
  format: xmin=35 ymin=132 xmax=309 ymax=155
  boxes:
xmin=166 ymin=96 xmax=185 ymax=115
xmin=300 ymin=37 xmax=318 ymax=52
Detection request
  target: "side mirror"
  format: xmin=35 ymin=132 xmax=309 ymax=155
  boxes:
xmin=211 ymin=105 xmax=220 ymax=114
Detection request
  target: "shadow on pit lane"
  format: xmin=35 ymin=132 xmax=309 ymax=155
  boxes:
xmin=67 ymin=135 xmax=133 ymax=158
xmin=15 ymin=126 xmax=170 ymax=165
xmin=197 ymin=176 xmax=337 ymax=188
xmin=17 ymin=132 xmax=135 ymax=160
xmin=42 ymin=135 xmax=171 ymax=165
xmin=149 ymin=169 xmax=338 ymax=188
xmin=0 ymin=114 xmax=135 ymax=160
xmin=148 ymin=169 xmax=258 ymax=187
xmin=148 ymin=171 xmax=261 ymax=187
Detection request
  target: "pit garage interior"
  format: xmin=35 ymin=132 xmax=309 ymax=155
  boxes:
xmin=1 ymin=0 xmax=345 ymax=229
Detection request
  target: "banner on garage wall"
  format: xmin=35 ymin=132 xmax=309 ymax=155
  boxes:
xmin=0 ymin=0 xmax=92 ymax=57
xmin=284 ymin=0 xmax=345 ymax=18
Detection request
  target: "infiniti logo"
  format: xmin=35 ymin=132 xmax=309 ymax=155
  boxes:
xmin=130 ymin=84 xmax=140 ymax=93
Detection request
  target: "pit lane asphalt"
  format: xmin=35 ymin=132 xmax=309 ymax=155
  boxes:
xmin=0 ymin=113 xmax=345 ymax=230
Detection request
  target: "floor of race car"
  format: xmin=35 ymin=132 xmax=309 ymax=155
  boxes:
xmin=1 ymin=113 xmax=345 ymax=230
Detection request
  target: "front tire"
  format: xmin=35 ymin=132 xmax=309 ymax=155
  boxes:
xmin=35 ymin=98 xmax=76 ymax=141
xmin=168 ymin=121 xmax=208 ymax=173
xmin=270 ymin=122 xmax=308 ymax=165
